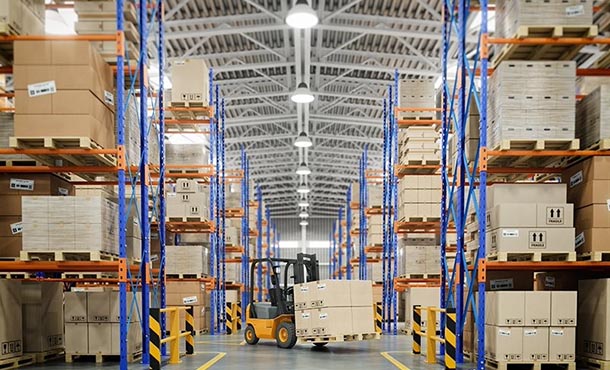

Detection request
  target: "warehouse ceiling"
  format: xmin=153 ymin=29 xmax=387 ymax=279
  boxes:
xmin=161 ymin=0 xmax=449 ymax=217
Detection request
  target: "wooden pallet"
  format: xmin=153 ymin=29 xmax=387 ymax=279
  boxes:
xmin=464 ymin=351 xmax=477 ymax=362
xmin=492 ymin=139 xmax=580 ymax=152
xmin=168 ymin=168 xmax=210 ymax=174
xmin=585 ymin=139 xmax=610 ymax=151
xmin=492 ymin=25 xmax=598 ymax=66
xmin=166 ymin=273 xmax=206 ymax=279
xmin=400 ymin=216 xmax=441 ymax=223
xmin=0 ymin=159 xmax=40 ymax=167
xmin=166 ymin=216 xmax=209 ymax=223
xmin=486 ymin=360 xmax=575 ymax=370
xmin=577 ymin=251 xmax=610 ymax=262
xmin=578 ymin=356 xmax=610 ymax=370
xmin=299 ymin=332 xmax=380 ymax=344
xmin=9 ymin=136 xmax=116 ymax=168
xmin=61 ymin=272 xmax=117 ymax=279
xmin=0 ymin=273 xmax=32 ymax=279
xmin=399 ymin=273 xmax=441 ymax=279
xmin=19 ymin=250 xmax=118 ymax=262
xmin=32 ymin=348 xmax=64 ymax=364
xmin=0 ymin=354 xmax=35 ymax=370
xmin=167 ymin=102 xmax=213 ymax=121
xmin=399 ymin=158 xmax=441 ymax=166
xmin=487 ymin=251 xmax=576 ymax=262
xmin=65 ymin=351 xmax=141 ymax=364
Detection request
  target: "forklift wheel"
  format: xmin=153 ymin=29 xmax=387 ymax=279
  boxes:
xmin=275 ymin=322 xmax=297 ymax=349
xmin=245 ymin=325 xmax=259 ymax=345
xmin=313 ymin=342 xmax=328 ymax=347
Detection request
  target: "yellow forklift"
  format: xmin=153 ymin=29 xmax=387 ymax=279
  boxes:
xmin=244 ymin=253 xmax=319 ymax=348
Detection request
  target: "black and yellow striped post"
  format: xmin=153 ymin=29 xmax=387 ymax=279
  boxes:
xmin=185 ymin=306 xmax=195 ymax=355
xmin=374 ymin=302 xmax=383 ymax=334
xmin=149 ymin=308 xmax=162 ymax=370
xmin=444 ymin=308 xmax=457 ymax=370
xmin=226 ymin=303 xmax=239 ymax=335
xmin=236 ymin=303 xmax=242 ymax=331
xmin=412 ymin=305 xmax=421 ymax=355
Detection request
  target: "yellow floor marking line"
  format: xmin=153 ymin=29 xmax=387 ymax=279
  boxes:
xmin=380 ymin=352 xmax=411 ymax=370
xmin=196 ymin=352 xmax=226 ymax=370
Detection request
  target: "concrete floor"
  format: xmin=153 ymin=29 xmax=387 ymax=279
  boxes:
xmin=25 ymin=334 xmax=468 ymax=370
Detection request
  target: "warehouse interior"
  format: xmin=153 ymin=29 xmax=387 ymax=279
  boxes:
xmin=1 ymin=0 xmax=610 ymax=369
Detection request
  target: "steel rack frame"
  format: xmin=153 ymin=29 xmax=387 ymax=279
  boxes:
xmin=240 ymin=147 xmax=250 ymax=309
xmin=358 ymin=148 xmax=369 ymax=280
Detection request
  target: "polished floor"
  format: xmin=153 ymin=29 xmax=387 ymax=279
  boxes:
xmin=26 ymin=334 xmax=462 ymax=370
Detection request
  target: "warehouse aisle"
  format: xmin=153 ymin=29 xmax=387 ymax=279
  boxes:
xmin=24 ymin=335 xmax=454 ymax=370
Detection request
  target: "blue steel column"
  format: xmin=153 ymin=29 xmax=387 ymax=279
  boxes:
xmin=455 ymin=0 xmax=467 ymax=361
xmin=220 ymin=98 xmax=227 ymax=334
xmin=338 ymin=208 xmax=343 ymax=279
xmin=214 ymin=85 xmax=221 ymax=333
xmin=346 ymin=186 xmax=352 ymax=280
xmin=115 ymin=0 xmax=127 ymax=368
xmin=381 ymin=95 xmax=388 ymax=332
xmin=208 ymin=73 xmax=216 ymax=335
xmin=361 ymin=148 xmax=368 ymax=280
xmin=391 ymin=72 xmax=399 ymax=335
xmin=256 ymin=186 xmax=263 ymax=301
xmin=156 ymin=0 xmax=167 ymax=356
xmin=241 ymin=147 xmax=249 ymax=308
xmin=138 ymin=0 xmax=150 ymax=360
xmin=477 ymin=1 xmax=489 ymax=369
xmin=439 ymin=0 xmax=450 ymax=357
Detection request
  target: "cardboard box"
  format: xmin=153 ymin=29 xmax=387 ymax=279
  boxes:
xmin=314 ymin=280 xmax=351 ymax=308
xmin=525 ymin=291 xmax=551 ymax=326
xmin=65 ymin=291 xmax=88 ymax=322
xmin=487 ymin=184 xmax=566 ymax=208
xmin=534 ymin=272 xmax=579 ymax=291
xmin=486 ymin=291 xmax=524 ymax=326
xmin=351 ymin=306 xmax=375 ymax=334
xmin=575 ymin=204 xmax=610 ymax=230
xmin=575 ymin=228 xmax=610 ymax=253
xmin=486 ymin=325 xmax=523 ymax=361
xmin=0 ymin=174 xmax=74 ymax=196
xmin=0 ymin=216 xmax=22 ymax=237
xmin=488 ymin=228 xmax=575 ymax=253
xmin=295 ymin=310 xmax=313 ymax=337
xmin=111 ymin=322 xmax=142 ymax=355
xmin=169 ymin=59 xmax=210 ymax=105
xmin=536 ymin=203 xmax=574 ymax=228
xmin=65 ymin=323 xmax=88 ymax=354
xmin=563 ymin=153 xmax=610 ymax=208
xmin=88 ymin=323 xmax=111 ymax=354
xmin=21 ymin=282 xmax=63 ymax=352
xmin=0 ymin=236 xmax=22 ymax=258
xmin=312 ymin=307 xmax=353 ymax=336
xmin=551 ymin=291 xmax=577 ymax=326
xmin=578 ymin=279 xmax=610 ymax=360
xmin=0 ymin=281 xmax=22 ymax=360
xmin=523 ymin=327 xmax=549 ymax=361
xmin=487 ymin=203 xmax=537 ymax=228
xmin=0 ymin=195 xmax=23 ymax=216
xmin=486 ymin=271 xmax=534 ymax=291
xmin=405 ymin=287 xmax=440 ymax=331
xmin=349 ymin=280 xmax=374 ymax=307
xmin=549 ymin=327 xmax=576 ymax=362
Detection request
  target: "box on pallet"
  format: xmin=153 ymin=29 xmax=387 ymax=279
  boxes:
xmin=404 ymin=287 xmax=440 ymax=332
xmin=578 ymin=279 xmax=610 ymax=360
xmin=169 ymin=60 xmax=210 ymax=105
xmin=166 ymin=245 xmax=205 ymax=276
xmin=488 ymin=227 xmax=575 ymax=253
xmin=485 ymin=325 xmax=523 ymax=361
xmin=21 ymin=282 xmax=63 ymax=353
xmin=0 ymin=281 xmax=22 ymax=361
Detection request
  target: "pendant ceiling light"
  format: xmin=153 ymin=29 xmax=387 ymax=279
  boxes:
xmin=295 ymin=162 xmax=311 ymax=175
xmin=298 ymin=198 xmax=309 ymax=208
xmin=294 ymin=131 xmax=313 ymax=148
xmin=286 ymin=0 xmax=319 ymax=29
xmin=297 ymin=182 xmax=310 ymax=194
xmin=299 ymin=210 xmax=309 ymax=218
xmin=290 ymin=82 xmax=315 ymax=104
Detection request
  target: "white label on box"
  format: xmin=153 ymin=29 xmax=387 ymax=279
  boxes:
xmin=607 ymin=199 xmax=610 ymax=211
xmin=570 ymin=170 xmax=583 ymax=188
xmin=502 ymin=229 xmax=519 ymax=238
xmin=551 ymin=329 xmax=564 ymax=336
xmin=546 ymin=207 xmax=564 ymax=225
xmin=566 ymin=4 xmax=584 ymax=16
xmin=300 ymin=286 xmax=308 ymax=292
xmin=544 ymin=276 xmax=556 ymax=288
xmin=58 ymin=187 xmax=69 ymax=196
xmin=104 ymin=90 xmax=114 ymax=105
xmin=301 ymin=312 xmax=310 ymax=319
xmin=10 ymin=222 xmax=23 ymax=235
xmin=317 ymin=283 xmax=326 ymax=290
xmin=183 ymin=296 xmax=198 ymax=305
xmin=575 ymin=232 xmax=585 ymax=248
xmin=529 ymin=231 xmax=546 ymax=249
xmin=499 ymin=329 xmax=511 ymax=336
xmin=319 ymin=313 xmax=328 ymax=320
xmin=490 ymin=278 xmax=513 ymax=290
xmin=28 ymin=80 xmax=56 ymax=97
xmin=150 ymin=254 xmax=159 ymax=262
xmin=10 ymin=178 xmax=34 ymax=191
xmin=524 ymin=329 xmax=537 ymax=336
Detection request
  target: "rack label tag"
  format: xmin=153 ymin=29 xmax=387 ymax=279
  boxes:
xmin=301 ymin=312 xmax=310 ymax=319
xmin=317 ymin=283 xmax=326 ymax=290
xmin=551 ymin=329 xmax=564 ymax=336
xmin=183 ymin=296 xmax=198 ymax=305
xmin=58 ymin=187 xmax=69 ymax=196
xmin=502 ymin=229 xmax=519 ymax=238
xmin=499 ymin=329 xmax=511 ymax=336
xmin=104 ymin=90 xmax=114 ymax=105
xmin=607 ymin=199 xmax=610 ymax=211
xmin=566 ymin=5 xmax=584 ymax=16
xmin=28 ymin=80 xmax=56 ymax=97
xmin=10 ymin=222 xmax=23 ymax=235
xmin=10 ymin=179 xmax=34 ymax=191
xmin=545 ymin=276 xmax=556 ymax=288
xmin=319 ymin=313 xmax=328 ymax=320
xmin=490 ymin=278 xmax=513 ymax=290
xmin=300 ymin=286 xmax=308 ymax=292
xmin=569 ymin=171 xmax=583 ymax=188
xmin=575 ymin=232 xmax=585 ymax=248
xmin=524 ymin=329 xmax=537 ymax=336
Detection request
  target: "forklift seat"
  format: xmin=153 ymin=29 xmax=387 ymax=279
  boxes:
xmin=252 ymin=302 xmax=278 ymax=319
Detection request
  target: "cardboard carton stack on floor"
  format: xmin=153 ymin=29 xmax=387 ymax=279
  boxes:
xmin=404 ymin=286 xmax=440 ymax=333
xmin=166 ymin=281 xmax=208 ymax=334
xmin=0 ymin=174 xmax=74 ymax=258
xmin=563 ymin=157 xmax=610 ymax=255
xmin=485 ymin=291 xmax=576 ymax=363
xmin=294 ymin=280 xmax=375 ymax=338
xmin=0 ymin=0 xmax=45 ymax=36
xmin=578 ymin=279 xmax=610 ymax=362
xmin=576 ymin=85 xmax=610 ymax=149
xmin=64 ymin=290 xmax=142 ymax=358
xmin=398 ymin=175 xmax=441 ymax=221
xmin=13 ymin=40 xmax=115 ymax=149
xmin=488 ymin=61 xmax=576 ymax=150
xmin=167 ymin=179 xmax=210 ymax=221
xmin=484 ymin=184 xmax=575 ymax=257
xmin=21 ymin=282 xmax=63 ymax=354
xmin=74 ymin=0 xmax=140 ymax=63
xmin=166 ymin=245 xmax=205 ymax=276
xmin=0 ymin=281 xmax=22 ymax=361
xmin=21 ymin=195 xmax=119 ymax=255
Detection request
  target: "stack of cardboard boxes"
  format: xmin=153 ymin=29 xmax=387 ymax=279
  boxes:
xmin=166 ymin=143 xmax=209 ymax=166
xmin=0 ymin=281 xmax=22 ymax=362
xmin=485 ymin=291 xmax=576 ymax=363
xmin=488 ymin=61 xmax=576 ymax=150
xmin=21 ymin=282 xmax=64 ymax=354
xmin=0 ymin=0 xmax=45 ymax=36
xmin=576 ymin=85 xmax=610 ymax=149
xmin=404 ymin=286 xmax=440 ymax=334
xmin=13 ymin=40 xmax=115 ymax=150
xmin=166 ymin=245 xmax=205 ymax=276
xmin=294 ymin=280 xmax=375 ymax=338
xmin=21 ymin=196 xmax=119 ymax=255
xmin=168 ymin=59 xmax=210 ymax=107
xmin=399 ymin=236 xmax=440 ymax=276
xmin=167 ymin=179 xmax=210 ymax=221
xmin=166 ymin=281 xmax=208 ymax=334
xmin=0 ymin=173 xmax=74 ymax=258
xmin=397 ymin=175 xmax=441 ymax=221
xmin=563 ymin=157 xmax=610 ymax=255
xmin=64 ymin=290 xmax=142 ymax=359
xmin=578 ymin=279 xmax=610 ymax=362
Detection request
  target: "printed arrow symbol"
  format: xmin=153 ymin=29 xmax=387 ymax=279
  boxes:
xmin=532 ymin=233 xmax=537 ymax=242
xmin=550 ymin=209 xmax=555 ymax=217
xmin=539 ymin=233 xmax=544 ymax=241
xmin=557 ymin=209 xmax=561 ymax=217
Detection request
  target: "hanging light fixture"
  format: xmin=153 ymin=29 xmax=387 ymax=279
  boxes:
xmin=300 ymin=219 xmax=309 ymax=226
xmin=298 ymin=198 xmax=309 ymax=208
xmin=294 ymin=131 xmax=313 ymax=148
xmin=299 ymin=210 xmax=309 ymax=218
xmin=295 ymin=161 xmax=311 ymax=175
xmin=286 ymin=0 xmax=319 ymax=29
xmin=290 ymin=82 xmax=315 ymax=104
xmin=297 ymin=182 xmax=310 ymax=194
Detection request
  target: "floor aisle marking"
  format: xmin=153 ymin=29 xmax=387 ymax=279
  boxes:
xmin=197 ymin=352 xmax=226 ymax=370
xmin=380 ymin=351 xmax=411 ymax=370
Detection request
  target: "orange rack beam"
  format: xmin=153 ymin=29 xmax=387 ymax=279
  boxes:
xmin=0 ymin=261 xmax=139 ymax=273
xmin=365 ymin=245 xmax=383 ymax=253
xmin=487 ymin=37 xmax=610 ymax=46
xmin=0 ymin=35 xmax=117 ymax=41
xmin=222 ymin=208 xmax=245 ymax=218
xmin=152 ymin=221 xmax=215 ymax=234
xmin=225 ymin=246 xmax=244 ymax=254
